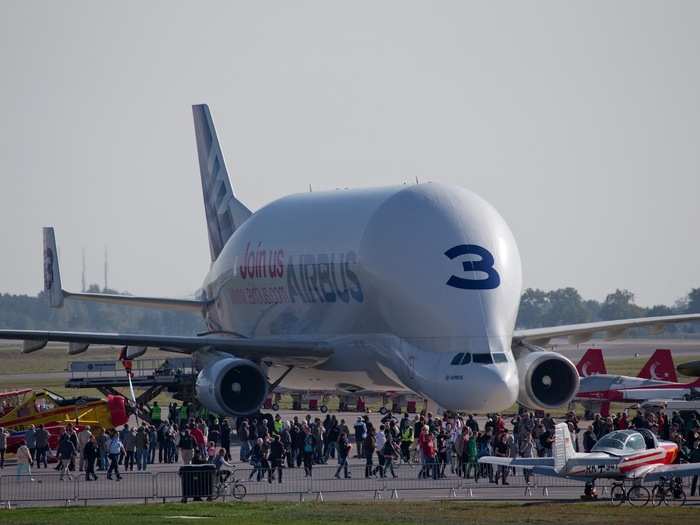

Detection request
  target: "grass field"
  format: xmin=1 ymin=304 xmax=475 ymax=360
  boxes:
xmin=0 ymin=501 xmax=697 ymax=525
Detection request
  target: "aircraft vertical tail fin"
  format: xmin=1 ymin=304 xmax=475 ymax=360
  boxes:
xmin=553 ymin=422 xmax=576 ymax=473
xmin=42 ymin=227 xmax=64 ymax=308
xmin=192 ymin=104 xmax=252 ymax=262
xmin=576 ymin=348 xmax=607 ymax=376
xmin=638 ymin=349 xmax=677 ymax=382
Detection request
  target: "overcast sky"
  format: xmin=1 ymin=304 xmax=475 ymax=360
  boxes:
xmin=1 ymin=1 xmax=698 ymax=307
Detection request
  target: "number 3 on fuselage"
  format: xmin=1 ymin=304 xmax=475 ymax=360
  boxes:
xmin=445 ymin=244 xmax=501 ymax=290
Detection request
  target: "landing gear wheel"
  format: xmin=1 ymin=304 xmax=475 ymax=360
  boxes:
xmin=271 ymin=403 xmax=279 ymax=411
xmin=610 ymin=483 xmax=626 ymax=506
xmin=581 ymin=481 xmax=598 ymax=500
xmin=320 ymin=404 xmax=328 ymax=413
xmin=627 ymin=486 xmax=650 ymax=506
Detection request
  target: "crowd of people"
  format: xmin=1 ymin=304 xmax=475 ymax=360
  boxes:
xmin=2 ymin=403 xmax=700 ymax=494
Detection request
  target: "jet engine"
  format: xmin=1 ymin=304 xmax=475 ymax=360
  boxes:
xmin=515 ymin=351 xmax=579 ymax=410
xmin=195 ymin=357 xmax=268 ymax=416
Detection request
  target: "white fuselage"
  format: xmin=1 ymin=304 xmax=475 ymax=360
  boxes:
xmin=198 ymin=183 xmax=523 ymax=412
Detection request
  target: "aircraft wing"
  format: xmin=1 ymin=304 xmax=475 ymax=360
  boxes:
xmin=478 ymin=456 xmax=555 ymax=468
xmin=513 ymin=313 xmax=700 ymax=346
xmin=642 ymin=462 xmax=700 ymax=482
xmin=0 ymin=329 xmax=333 ymax=367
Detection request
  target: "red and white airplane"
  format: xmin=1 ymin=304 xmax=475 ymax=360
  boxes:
xmin=479 ymin=423 xmax=699 ymax=502
xmin=573 ymin=349 xmax=700 ymax=416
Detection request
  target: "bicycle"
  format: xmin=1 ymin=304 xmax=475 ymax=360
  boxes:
xmin=213 ymin=471 xmax=247 ymax=500
xmin=610 ymin=482 xmax=650 ymax=506
xmin=652 ymin=476 xmax=686 ymax=507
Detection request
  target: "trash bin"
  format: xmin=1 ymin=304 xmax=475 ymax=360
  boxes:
xmin=179 ymin=464 xmax=216 ymax=502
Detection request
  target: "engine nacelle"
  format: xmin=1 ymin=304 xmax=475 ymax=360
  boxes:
xmin=195 ymin=357 xmax=268 ymax=416
xmin=516 ymin=351 xmax=579 ymax=410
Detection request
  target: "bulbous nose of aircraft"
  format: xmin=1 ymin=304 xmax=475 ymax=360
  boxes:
xmin=433 ymin=362 xmax=519 ymax=413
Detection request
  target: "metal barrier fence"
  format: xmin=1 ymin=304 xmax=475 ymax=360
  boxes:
xmin=0 ymin=466 xmax=694 ymax=506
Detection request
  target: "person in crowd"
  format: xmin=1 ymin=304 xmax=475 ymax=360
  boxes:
xmin=135 ymin=425 xmax=149 ymax=471
xmin=354 ymin=417 xmax=366 ymax=458
xmin=147 ymin=425 xmax=158 ymax=464
xmin=0 ymin=426 xmax=8 ymax=469
xmin=539 ymin=425 xmax=554 ymax=458
xmin=334 ymin=431 xmax=352 ymax=479
xmin=57 ymin=432 xmax=76 ymax=481
xmin=150 ymin=401 xmax=162 ymax=426
xmin=280 ymin=422 xmax=293 ymax=468
xmin=35 ymin=424 xmax=49 ymax=469
xmin=213 ymin=448 xmax=235 ymax=484
xmin=238 ymin=420 xmax=251 ymax=462
xmin=179 ymin=428 xmax=195 ymax=465
xmin=220 ymin=419 xmax=232 ymax=461
xmin=690 ymin=439 xmax=700 ymax=497
xmin=207 ymin=441 xmax=217 ymax=463
xmin=302 ymin=426 xmax=316 ymax=477
xmin=364 ymin=425 xmax=376 ymax=478
xmin=83 ymin=434 xmax=99 ymax=481
xmin=465 ymin=429 xmax=479 ymax=481
xmin=519 ymin=431 xmax=536 ymax=484
xmin=77 ymin=425 xmax=92 ymax=472
xmin=13 ymin=439 xmax=34 ymax=482
xmin=381 ymin=433 xmax=400 ymax=478
xmin=122 ymin=427 xmax=136 ymax=471
xmin=400 ymin=421 xmax=414 ymax=463
xmin=107 ymin=430 xmax=124 ymax=481
xmin=583 ymin=425 xmax=598 ymax=453
xmin=493 ymin=432 xmax=511 ymax=485
xmin=454 ymin=426 xmax=469 ymax=478
xmin=97 ymin=429 xmax=109 ymax=471
xmin=24 ymin=425 xmax=37 ymax=470
xmin=374 ymin=424 xmax=387 ymax=475
xmin=268 ymin=434 xmax=286 ymax=483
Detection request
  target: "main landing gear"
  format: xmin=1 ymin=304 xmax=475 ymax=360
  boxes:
xmin=581 ymin=480 xmax=598 ymax=500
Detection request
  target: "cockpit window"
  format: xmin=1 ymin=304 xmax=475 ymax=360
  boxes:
xmin=460 ymin=353 xmax=472 ymax=365
xmin=626 ymin=433 xmax=646 ymax=451
xmin=473 ymin=353 xmax=493 ymax=364
xmin=451 ymin=353 xmax=464 ymax=366
xmin=593 ymin=431 xmax=628 ymax=450
xmin=493 ymin=353 xmax=508 ymax=363
xmin=592 ymin=430 xmax=648 ymax=454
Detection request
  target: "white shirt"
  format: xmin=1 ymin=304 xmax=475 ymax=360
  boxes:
xmin=375 ymin=431 xmax=386 ymax=450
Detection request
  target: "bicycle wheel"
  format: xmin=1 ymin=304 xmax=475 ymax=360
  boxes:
xmin=610 ymin=484 xmax=626 ymax=506
xmin=667 ymin=489 xmax=686 ymax=507
xmin=651 ymin=485 xmax=665 ymax=507
xmin=233 ymin=482 xmax=247 ymax=500
xmin=627 ymin=486 xmax=650 ymax=506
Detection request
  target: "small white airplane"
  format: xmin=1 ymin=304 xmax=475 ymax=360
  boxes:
xmin=479 ymin=423 xmax=700 ymax=503
xmin=1 ymin=104 xmax=699 ymax=417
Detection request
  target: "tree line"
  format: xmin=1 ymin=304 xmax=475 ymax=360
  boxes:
xmin=516 ymin=287 xmax=700 ymax=332
xmin=0 ymin=285 xmax=698 ymax=334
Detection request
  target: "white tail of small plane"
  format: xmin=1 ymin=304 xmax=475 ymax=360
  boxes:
xmin=553 ymin=422 xmax=577 ymax=473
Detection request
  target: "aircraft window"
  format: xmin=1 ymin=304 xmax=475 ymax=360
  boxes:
xmin=451 ymin=353 xmax=464 ymax=366
xmin=592 ymin=431 xmax=628 ymax=451
xmin=473 ymin=353 xmax=493 ymax=364
xmin=626 ymin=433 xmax=646 ymax=452
xmin=493 ymin=353 xmax=508 ymax=363
xmin=460 ymin=353 xmax=472 ymax=365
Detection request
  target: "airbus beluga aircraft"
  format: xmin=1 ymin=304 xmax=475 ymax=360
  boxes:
xmin=1 ymin=105 xmax=699 ymax=417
